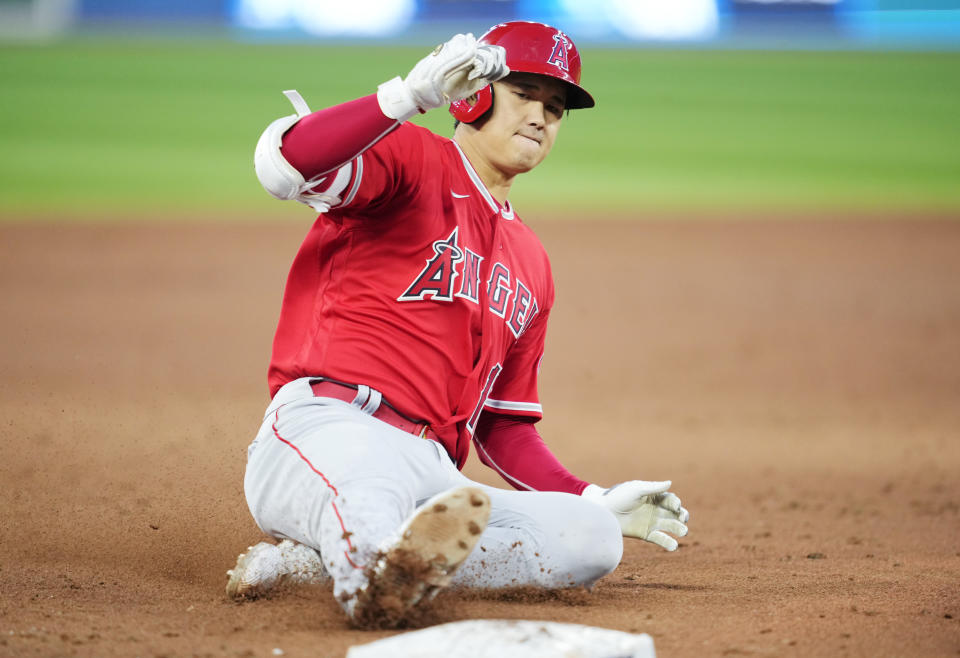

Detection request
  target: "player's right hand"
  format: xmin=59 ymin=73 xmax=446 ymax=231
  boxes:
xmin=377 ymin=34 xmax=509 ymax=121
xmin=407 ymin=33 xmax=509 ymax=109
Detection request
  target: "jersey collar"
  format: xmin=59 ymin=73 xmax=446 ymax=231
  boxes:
xmin=452 ymin=141 xmax=515 ymax=221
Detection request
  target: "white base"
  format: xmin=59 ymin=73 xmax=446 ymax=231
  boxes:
xmin=346 ymin=619 xmax=656 ymax=658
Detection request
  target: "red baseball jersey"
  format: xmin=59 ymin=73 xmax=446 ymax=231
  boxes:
xmin=269 ymin=121 xmax=555 ymax=468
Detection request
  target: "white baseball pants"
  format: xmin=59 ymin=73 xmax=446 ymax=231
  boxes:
xmin=243 ymin=377 xmax=623 ymax=604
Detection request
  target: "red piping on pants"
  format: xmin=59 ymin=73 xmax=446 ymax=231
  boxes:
xmin=271 ymin=409 xmax=361 ymax=569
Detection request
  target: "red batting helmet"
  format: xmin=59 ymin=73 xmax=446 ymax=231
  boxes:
xmin=449 ymin=21 xmax=595 ymax=124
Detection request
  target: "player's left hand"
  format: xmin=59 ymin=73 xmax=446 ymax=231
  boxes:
xmin=582 ymin=480 xmax=689 ymax=551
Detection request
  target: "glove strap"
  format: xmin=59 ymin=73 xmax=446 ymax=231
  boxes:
xmin=282 ymin=89 xmax=312 ymax=117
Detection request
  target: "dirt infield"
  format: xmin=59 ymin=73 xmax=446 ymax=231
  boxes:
xmin=1 ymin=217 xmax=958 ymax=657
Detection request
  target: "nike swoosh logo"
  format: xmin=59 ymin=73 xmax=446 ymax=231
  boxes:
xmin=451 ymin=191 xmax=471 ymax=199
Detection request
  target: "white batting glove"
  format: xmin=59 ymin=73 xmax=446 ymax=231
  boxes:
xmin=377 ymin=33 xmax=509 ymax=122
xmin=582 ymin=480 xmax=690 ymax=551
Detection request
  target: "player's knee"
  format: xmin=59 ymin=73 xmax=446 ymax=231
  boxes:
xmin=553 ymin=497 xmax=623 ymax=585
xmin=581 ymin=507 xmax=624 ymax=580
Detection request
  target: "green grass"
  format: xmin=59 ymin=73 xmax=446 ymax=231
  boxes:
xmin=1 ymin=39 xmax=958 ymax=219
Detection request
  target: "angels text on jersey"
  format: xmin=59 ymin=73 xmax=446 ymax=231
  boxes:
xmin=398 ymin=227 xmax=540 ymax=340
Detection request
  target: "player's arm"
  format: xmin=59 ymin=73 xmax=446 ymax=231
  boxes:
xmin=254 ymin=34 xmax=508 ymax=211
xmin=476 ymin=281 xmax=691 ymax=551
xmin=473 ymin=412 xmax=589 ymax=494
xmin=471 ymin=304 xmax=588 ymax=494
xmin=474 ymin=413 xmax=690 ymax=551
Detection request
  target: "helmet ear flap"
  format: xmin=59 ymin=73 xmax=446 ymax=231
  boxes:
xmin=449 ymin=85 xmax=494 ymax=124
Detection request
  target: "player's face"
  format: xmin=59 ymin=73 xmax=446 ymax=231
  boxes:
xmin=480 ymin=73 xmax=566 ymax=175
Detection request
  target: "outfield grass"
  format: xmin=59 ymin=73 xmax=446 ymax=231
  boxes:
xmin=1 ymin=39 xmax=958 ymax=218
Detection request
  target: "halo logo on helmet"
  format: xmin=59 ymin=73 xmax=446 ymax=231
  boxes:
xmin=547 ymin=33 xmax=570 ymax=72
xmin=450 ymin=21 xmax=595 ymax=125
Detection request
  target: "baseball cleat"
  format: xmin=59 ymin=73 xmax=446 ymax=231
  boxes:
xmin=348 ymin=486 xmax=491 ymax=628
xmin=226 ymin=539 xmax=329 ymax=600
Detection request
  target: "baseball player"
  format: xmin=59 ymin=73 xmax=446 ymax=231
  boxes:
xmin=227 ymin=21 xmax=690 ymax=628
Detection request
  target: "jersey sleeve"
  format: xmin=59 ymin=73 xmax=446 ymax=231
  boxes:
xmin=483 ymin=305 xmax=550 ymax=420
xmin=330 ymin=123 xmax=427 ymax=217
